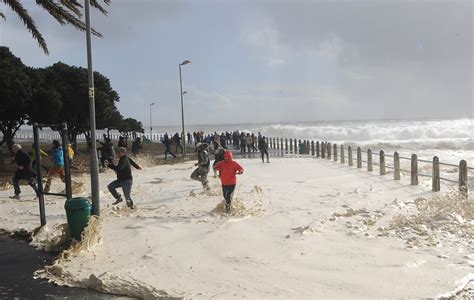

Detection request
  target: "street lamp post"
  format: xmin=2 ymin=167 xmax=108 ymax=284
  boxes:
xmin=84 ymin=0 xmax=100 ymax=216
xmin=150 ymin=102 xmax=155 ymax=140
xmin=179 ymin=60 xmax=191 ymax=156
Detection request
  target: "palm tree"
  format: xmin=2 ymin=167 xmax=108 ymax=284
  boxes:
xmin=1 ymin=0 xmax=110 ymax=55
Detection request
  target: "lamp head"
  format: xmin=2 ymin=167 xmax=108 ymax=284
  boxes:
xmin=180 ymin=60 xmax=191 ymax=65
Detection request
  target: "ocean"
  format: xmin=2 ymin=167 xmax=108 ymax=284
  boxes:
xmin=12 ymin=118 xmax=474 ymax=166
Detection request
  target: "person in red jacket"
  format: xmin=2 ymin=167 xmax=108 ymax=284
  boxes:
xmin=214 ymin=150 xmax=244 ymax=213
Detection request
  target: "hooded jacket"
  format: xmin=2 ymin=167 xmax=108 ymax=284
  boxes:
xmin=197 ymin=143 xmax=210 ymax=170
xmin=215 ymin=151 xmax=244 ymax=186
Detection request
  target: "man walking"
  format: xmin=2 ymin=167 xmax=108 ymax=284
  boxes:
xmin=163 ymin=133 xmax=176 ymax=159
xmin=260 ymin=136 xmax=270 ymax=163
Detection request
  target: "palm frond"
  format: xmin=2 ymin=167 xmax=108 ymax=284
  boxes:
xmin=59 ymin=0 xmax=82 ymax=17
xmin=36 ymin=0 xmax=103 ymax=37
xmin=90 ymin=0 xmax=108 ymax=15
xmin=3 ymin=0 xmax=49 ymax=54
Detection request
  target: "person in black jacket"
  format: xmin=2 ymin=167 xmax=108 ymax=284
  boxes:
xmin=163 ymin=133 xmax=176 ymax=159
xmin=191 ymin=142 xmax=210 ymax=189
xmin=212 ymin=140 xmax=225 ymax=178
xmin=260 ymin=136 xmax=270 ymax=163
xmin=107 ymin=147 xmax=142 ymax=209
xmin=98 ymin=138 xmax=115 ymax=168
xmin=10 ymin=144 xmax=39 ymax=199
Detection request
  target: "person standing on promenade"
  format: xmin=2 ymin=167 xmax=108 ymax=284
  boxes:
xmin=44 ymin=140 xmax=65 ymax=193
xmin=107 ymin=147 xmax=142 ymax=209
xmin=191 ymin=142 xmax=210 ymax=190
xmin=131 ymin=137 xmax=142 ymax=156
xmin=10 ymin=144 xmax=39 ymax=199
xmin=259 ymin=136 xmax=270 ymax=163
xmin=214 ymin=150 xmax=244 ymax=213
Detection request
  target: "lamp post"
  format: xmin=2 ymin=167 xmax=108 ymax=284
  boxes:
xmin=179 ymin=60 xmax=191 ymax=156
xmin=84 ymin=0 xmax=100 ymax=216
xmin=150 ymin=102 xmax=155 ymax=140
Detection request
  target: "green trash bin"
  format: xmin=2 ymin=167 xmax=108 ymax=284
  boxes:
xmin=65 ymin=197 xmax=92 ymax=241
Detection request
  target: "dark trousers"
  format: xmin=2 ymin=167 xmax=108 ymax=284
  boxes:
xmin=165 ymin=147 xmax=176 ymax=159
xmin=191 ymin=167 xmax=209 ymax=187
xmin=222 ymin=185 xmax=236 ymax=207
xmin=12 ymin=173 xmax=38 ymax=196
xmin=108 ymin=179 xmax=133 ymax=202
xmin=261 ymin=150 xmax=269 ymax=162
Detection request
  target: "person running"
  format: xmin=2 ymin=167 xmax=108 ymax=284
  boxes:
xmin=214 ymin=150 xmax=244 ymax=213
xmin=44 ymin=140 xmax=66 ymax=193
xmin=98 ymin=138 xmax=115 ymax=168
xmin=10 ymin=144 xmax=39 ymax=199
xmin=191 ymin=142 xmax=210 ymax=190
xmin=31 ymin=142 xmax=49 ymax=173
xmin=107 ymin=147 xmax=142 ymax=209
xmin=212 ymin=140 xmax=225 ymax=178
xmin=260 ymin=136 xmax=270 ymax=163
xmin=163 ymin=133 xmax=176 ymax=159
xmin=131 ymin=137 xmax=142 ymax=156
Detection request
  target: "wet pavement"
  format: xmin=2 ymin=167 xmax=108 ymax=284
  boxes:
xmin=0 ymin=236 xmax=128 ymax=299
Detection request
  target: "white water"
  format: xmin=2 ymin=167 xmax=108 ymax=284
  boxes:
xmin=12 ymin=118 xmax=474 ymax=165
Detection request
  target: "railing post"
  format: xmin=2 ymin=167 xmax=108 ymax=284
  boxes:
xmin=302 ymin=140 xmax=306 ymax=154
xmin=333 ymin=144 xmax=337 ymax=162
xmin=340 ymin=145 xmax=345 ymax=164
xmin=285 ymin=138 xmax=288 ymax=154
xmin=327 ymin=142 xmax=331 ymax=160
xmin=289 ymin=138 xmax=293 ymax=153
xmin=357 ymin=147 xmax=362 ymax=168
xmin=281 ymin=138 xmax=284 ymax=153
xmin=411 ymin=154 xmax=418 ymax=185
xmin=367 ymin=149 xmax=373 ymax=171
xmin=311 ymin=141 xmax=315 ymax=156
xmin=348 ymin=146 xmax=353 ymax=166
xmin=380 ymin=150 xmax=386 ymax=175
xmin=321 ymin=142 xmax=326 ymax=158
xmin=316 ymin=141 xmax=320 ymax=158
xmin=394 ymin=152 xmax=400 ymax=180
xmin=432 ymin=156 xmax=440 ymax=192
xmin=459 ymin=160 xmax=468 ymax=197
xmin=294 ymin=139 xmax=298 ymax=155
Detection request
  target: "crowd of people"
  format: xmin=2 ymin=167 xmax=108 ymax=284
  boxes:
xmin=8 ymin=129 xmax=271 ymax=213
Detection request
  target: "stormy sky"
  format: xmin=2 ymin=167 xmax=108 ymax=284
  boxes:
xmin=1 ymin=0 xmax=472 ymax=126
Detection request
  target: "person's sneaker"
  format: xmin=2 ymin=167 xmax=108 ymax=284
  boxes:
xmin=225 ymin=204 xmax=231 ymax=213
xmin=112 ymin=197 xmax=123 ymax=205
xmin=126 ymin=201 xmax=134 ymax=209
xmin=9 ymin=194 xmax=20 ymax=200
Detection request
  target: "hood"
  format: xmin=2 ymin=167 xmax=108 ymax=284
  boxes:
xmin=224 ymin=150 xmax=233 ymax=160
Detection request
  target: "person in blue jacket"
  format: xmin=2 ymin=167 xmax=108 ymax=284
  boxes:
xmin=44 ymin=140 xmax=65 ymax=193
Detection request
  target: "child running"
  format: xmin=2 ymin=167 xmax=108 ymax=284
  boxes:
xmin=214 ymin=150 xmax=244 ymax=213
xmin=107 ymin=147 xmax=142 ymax=209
